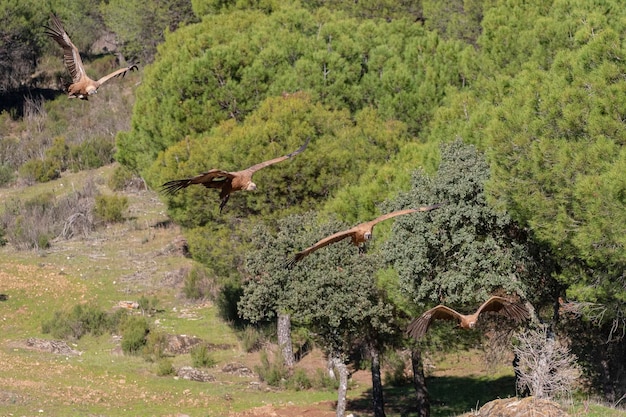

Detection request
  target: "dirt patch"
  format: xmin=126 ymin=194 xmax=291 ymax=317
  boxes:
xmin=228 ymin=402 xmax=338 ymax=417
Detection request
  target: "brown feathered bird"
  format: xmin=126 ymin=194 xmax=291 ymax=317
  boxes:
xmin=406 ymin=296 xmax=529 ymax=340
xmin=284 ymin=204 xmax=442 ymax=268
xmin=45 ymin=13 xmax=138 ymax=99
xmin=161 ymin=137 xmax=311 ymax=212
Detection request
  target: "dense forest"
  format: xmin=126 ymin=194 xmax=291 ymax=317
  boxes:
xmin=1 ymin=0 xmax=625 ymax=415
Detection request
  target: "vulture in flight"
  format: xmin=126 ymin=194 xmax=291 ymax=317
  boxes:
xmin=284 ymin=204 xmax=442 ymax=268
xmin=45 ymin=13 xmax=138 ymax=99
xmin=161 ymin=137 xmax=311 ymax=212
xmin=406 ymin=296 xmax=530 ymax=340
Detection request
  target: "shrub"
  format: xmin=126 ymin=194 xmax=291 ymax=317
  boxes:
xmin=108 ymin=165 xmax=139 ymax=191
xmin=383 ymin=350 xmax=410 ymax=387
xmin=0 ymin=164 xmax=14 ymax=186
xmin=240 ymin=325 xmax=264 ymax=353
xmin=286 ymin=368 xmax=312 ymax=391
xmin=94 ymin=194 xmax=128 ymax=223
xmin=183 ymin=265 xmax=214 ymax=300
xmin=138 ymin=295 xmax=159 ymax=315
xmin=19 ymin=158 xmax=61 ymax=183
xmin=156 ymin=358 xmax=174 ymax=376
xmin=41 ymin=304 xmax=121 ymax=340
xmin=514 ymin=326 xmax=581 ymax=399
xmin=121 ymin=316 xmax=150 ymax=354
xmin=190 ymin=344 xmax=216 ymax=368
xmin=143 ymin=331 xmax=168 ymax=362
xmin=68 ymin=137 xmax=114 ymax=172
xmin=255 ymin=350 xmax=288 ymax=387
xmin=312 ymin=368 xmax=339 ymax=391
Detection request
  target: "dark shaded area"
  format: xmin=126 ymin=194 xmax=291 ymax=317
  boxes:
xmin=0 ymin=88 xmax=63 ymax=118
xmin=348 ymin=375 xmax=516 ymax=417
xmin=0 ymin=294 xmax=7 ymax=301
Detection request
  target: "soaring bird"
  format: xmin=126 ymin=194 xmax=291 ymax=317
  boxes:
xmin=45 ymin=13 xmax=138 ymax=100
xmin=406 ymin=296 xmax=529 ymax=340
xmin=161 ymin=137 xmax=311 ymax=212
xmin=284 ymin=204 xmax=442 ymax=268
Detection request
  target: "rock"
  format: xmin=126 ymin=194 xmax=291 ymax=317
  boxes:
xmin=458 ymin=397 xmax=569 ymax=417
xmin=165 ymin=334 xmax=204 ymax=355
xmin=222 ymin=362 xmax=255 ymax=377
xmin=176 ymin=366 xmax=215 ymax=382
xmin=24 ymin=338 xmax=82 ymax=356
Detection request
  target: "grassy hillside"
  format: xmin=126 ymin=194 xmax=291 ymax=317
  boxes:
xmin=0 ymin=165 xmax=622 ymax=417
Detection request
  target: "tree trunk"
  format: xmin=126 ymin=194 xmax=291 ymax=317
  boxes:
xmin=411 ymin=347 xmax=430 ymax=417
xmin=370 ymin=345 xmax=386 ymax=417
xmin=331 ymin=354 xmax=349 ymax=417
xmin=277 ymin=312 xmax=294 ymax=368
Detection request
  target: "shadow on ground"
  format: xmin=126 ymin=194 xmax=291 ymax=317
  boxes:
xmin=348 ymin=375 xmax=517 ymax=417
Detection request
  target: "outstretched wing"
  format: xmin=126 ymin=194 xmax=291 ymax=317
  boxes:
xmin=161 ymin=169 xmax=235 ymax=195
xmin=369 ymin=204 xmax=443 ymax=226
xmin=44 ymin=13 xmax=86 ymax=84
xmin=245 ymin=137 xmax=311 ymax=174
xmin=407 ymin=305 xmax=464 ymax=340
xmin=96 ymin=63 xmax=139 ymax=86
xmin=476 ymin=296 xmax=530 ymax=323
xmin=284 ymin=228 xmax=356 ymax=269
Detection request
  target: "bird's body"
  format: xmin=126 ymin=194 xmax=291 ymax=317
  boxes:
xmin=407 ymin=296 xmax=529 ymax=340
xmin=161 ymin=137 xmax=311 ymax=212
xmin=285 ymin=204 xmax=442 ymax=268
xmin=45 ymin=13 xmax=138 ymax=99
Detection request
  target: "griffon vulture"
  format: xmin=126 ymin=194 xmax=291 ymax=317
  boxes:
xmin=406 ymin=296 xmax=529 ymax=340
xmin=45 ymin=13 xmax=138 ymax=99
xmin=161 ymin=137 xmax=311 ymax=212
xmin=284 ymin=204 xmax=442 ymax=268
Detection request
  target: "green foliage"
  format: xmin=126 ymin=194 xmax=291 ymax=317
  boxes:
xmin=384 ymin=140 xmax=558 ymax=315
xmin=68 ymin=137 xmax=115 ymax=172
xmin=93 ymin=194 xmax=129 ymax=223
xmin=239 ymin=325 xmax=264 ymax=353
xmin=155 ymin=358 xmax=175 ymax=376
xmin=190 ymin=344 xmax=216 ymax=368
xmin=100 ymin=0 xmax=196 ymax=62
xmin=41 ymin=304 xmax=125 ymax=340
xmin=18 ymin=158 xmax=62 ymax=183
xmin=108 ymin=165 xmax=138 ymax=191
xmin=255 ymin=350 xmax=288 ymax=387
xmin=121 ymin=316 xmax=150 ymax=355
xmin=285 ymin=368 xmax=312 ymax=391
xmin=182 ymin=264 xmax=214 ymax=300
xmin=117 ymin=3 xmax=468 ymax=174
xmin=143 ymin=331 xmax=168 ymax=362
xmin=240 ymin=211 xmax=396 ymax=360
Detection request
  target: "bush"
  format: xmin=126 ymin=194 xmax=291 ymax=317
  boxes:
xmin=41 ymin=304 xmax=122 ymax=340
xmin=143 ymin=331 xmax=168 ymax=362
xmin=183 ymin=265 xmax=214 ymax=300
xmin=94 ymin=194 xmax=128 ymax=223
xmin=68 ymin=137 xmax=114 ymax=172
xmin=240 ymin=325 xmax=264 ymax=353
xmin=513 ymin=326 xmax=581 ymax=399
xmin=19 ymin=158 xmax=61 ymax=183
xmin=190 ymin=344 xmax=216 ymax=368
xmin=0 ymin=164 xmax=14 ymax=186
xmin=121 ymin=316 xmax=150 ymax=354
xmin=108 ymin=165 xmax=141 ymax=191
xmin=156 ymin=358 xmax=174 ymax=376
xmin=255 ymin=350 xmax=288 ymax=387
xmin=286 ymin=368 xmax=312 ymax=391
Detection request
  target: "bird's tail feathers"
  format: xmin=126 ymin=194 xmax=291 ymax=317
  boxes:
xmin=161 ymin=179 xmax=192 ymax=195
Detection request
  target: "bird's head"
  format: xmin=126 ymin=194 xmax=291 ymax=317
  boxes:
xmin=246 ymin=181 xmax=257 ymax=191
xmin=87 ymin=86 xmax=98 ymax=95
xmin=468 ymin=320 xmax=477 ymax=329
xmin=364 ymin=231 xmax=372 ymax=240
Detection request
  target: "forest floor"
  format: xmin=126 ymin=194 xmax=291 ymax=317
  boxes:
xmin=0 ymin=165 xmax=623 ymax=417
